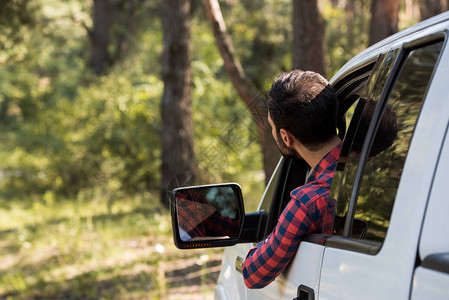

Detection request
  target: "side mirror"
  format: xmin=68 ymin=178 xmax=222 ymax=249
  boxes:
xmin=170 ymin=183 xmax=245 ymax=249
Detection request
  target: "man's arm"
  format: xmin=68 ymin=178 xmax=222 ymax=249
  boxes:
xmin=242 ymin=197 xmax=315 ymax=288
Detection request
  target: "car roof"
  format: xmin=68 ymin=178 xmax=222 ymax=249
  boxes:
xmin=330 ymin=11 xmax=449 ymax=84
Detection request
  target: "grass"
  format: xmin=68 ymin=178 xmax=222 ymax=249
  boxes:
xmin=0 ymin=193 xmax=223 ymax=299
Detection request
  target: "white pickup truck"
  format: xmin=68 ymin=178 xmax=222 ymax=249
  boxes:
xmin=170 ymin=12 xmax=449 ymax=300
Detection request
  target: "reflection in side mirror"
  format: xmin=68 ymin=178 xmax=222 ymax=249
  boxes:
xmin=170 ymin=183 xmax=245 ymax=249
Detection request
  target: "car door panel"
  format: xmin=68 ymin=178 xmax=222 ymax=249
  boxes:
xmin=412 ymin=124 xmax=449 ymax=300
xmin=411 ymin=266 xmax=449 ymax=300
xmin=281 ymin=241 xmax=326 ymax=299
xmin=215 ymin=244 xmax=254 ymax=300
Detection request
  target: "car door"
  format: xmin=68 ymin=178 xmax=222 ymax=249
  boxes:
xmin=411 ymin=122 xmax=449 ymax=300
xmin=318 ymin=35 xmax=446 ymax=300
xmin=215 ymin=62 xmax=376 ymax=300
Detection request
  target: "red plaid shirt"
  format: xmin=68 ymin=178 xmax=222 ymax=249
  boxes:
xmin=242 ymin=143 xmax=342 ymax=288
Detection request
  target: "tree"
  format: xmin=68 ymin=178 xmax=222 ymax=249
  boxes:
xmin=369 ymin=0 xmax=400 ymax=46
xmin=202 ymin=0 xmax=279 ymax=184
xmin=418 ymin=0 xmax=445 ymax=21
xmin=292 ymin=0 xmax=326 ymax=76
xmin=91 ymin=0 xmax=112 ymax=75
xmin=325 ymin=0 xmax=371 ymax=76
xmin=160 ymin=0 xmax=196 ymax=206
xmin=87 ymin=0 xmax=145 ymax=75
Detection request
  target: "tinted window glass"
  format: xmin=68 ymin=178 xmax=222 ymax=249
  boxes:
xmin=331 ymin=99 xmax=362 ymax=220
xmin=331 ymin=41 xmax=443 ymax=242
xmin=355 ymin=41 xmax=443 ymax=242
xmin=331 ymin=50 xmax=401 ymax=235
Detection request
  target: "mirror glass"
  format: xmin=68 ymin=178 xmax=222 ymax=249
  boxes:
xmin=174 ymin=185 xmax=242 ymax=242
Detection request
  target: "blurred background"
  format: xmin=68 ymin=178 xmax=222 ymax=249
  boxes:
xmin=0 ymin=0 xmax=446 ymax=298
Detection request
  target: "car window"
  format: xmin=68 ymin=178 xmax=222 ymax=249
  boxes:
xmin=331 ymin=41 xmax=444 ymax=244
xmin=354 ymin=41 xmax=443 ymax=242
xmin=330 ymin=50 xmax=401 ymax=235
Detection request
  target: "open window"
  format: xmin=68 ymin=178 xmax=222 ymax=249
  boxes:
xmin=256 ymin=62 xmax=376 ymax=244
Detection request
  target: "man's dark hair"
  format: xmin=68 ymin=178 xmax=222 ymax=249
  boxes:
xmin=268 ymin=70 xmax=338 ymax=151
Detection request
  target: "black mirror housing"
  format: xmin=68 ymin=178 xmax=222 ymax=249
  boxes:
xmin=170 ymin=183 xmax=245 ymax=249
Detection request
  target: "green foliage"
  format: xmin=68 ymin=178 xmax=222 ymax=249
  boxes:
xmin=224 ymin=0 xmax=292 ymax=90
xmin=0 ymin=0 xmax=164 ymax=202
xmin=323 ymin=0 xmax=371 ymax=77
xmin=0 ymin=0 xmax=39 ymax=58
xmin=1 ymin=72 xmax=162 ymax=198
xmin=190 ymin=18 xmax=265 ymax=210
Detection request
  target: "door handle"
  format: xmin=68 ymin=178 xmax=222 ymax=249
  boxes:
xmin=293 ymin=284 xmax=315 ymax=300
xmin=235 ymin=256 xmax=244 ymax=273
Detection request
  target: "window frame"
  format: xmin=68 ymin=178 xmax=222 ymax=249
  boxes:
xmin=325 ymin=32 xmax=447 ymax=255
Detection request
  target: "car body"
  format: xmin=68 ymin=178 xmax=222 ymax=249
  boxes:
xmin=171 ymin=11 xmax=449 ymax=300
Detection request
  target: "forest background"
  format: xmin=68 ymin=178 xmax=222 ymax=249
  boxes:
xmin=0 ymin=0 xmax=446 ymax=299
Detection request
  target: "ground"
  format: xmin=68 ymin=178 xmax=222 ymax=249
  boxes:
xmin=0 ymin=195 xmax=224 ymax=299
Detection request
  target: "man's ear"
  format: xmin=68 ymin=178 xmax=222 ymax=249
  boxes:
xmin=279 ymin=128 xmax=295 ymax=147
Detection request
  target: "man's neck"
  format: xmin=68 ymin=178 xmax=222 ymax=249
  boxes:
xmin=297 ymin=136 xmax=342 ymax=170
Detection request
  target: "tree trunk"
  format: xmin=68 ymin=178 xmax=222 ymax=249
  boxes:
xmin=369 ymin=0 xmax=400 ymax=46
xmin=345 ymin=0 xmax=356 ymax=52
xmin=292 ymin=0 xmax=326 ymax=77
xmin=202 ymin=0 xmax=279 ymax=185
xmin=160 ymin=0 xmax=196 ymax=206
xmin=418 ymin=0 xmax=444 ymax=21
xmin=92 ymin=0 xmax=111 ymax=75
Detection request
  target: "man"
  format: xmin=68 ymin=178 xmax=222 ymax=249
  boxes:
xmin=242 ymin=70 xmax=342 ymax=289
